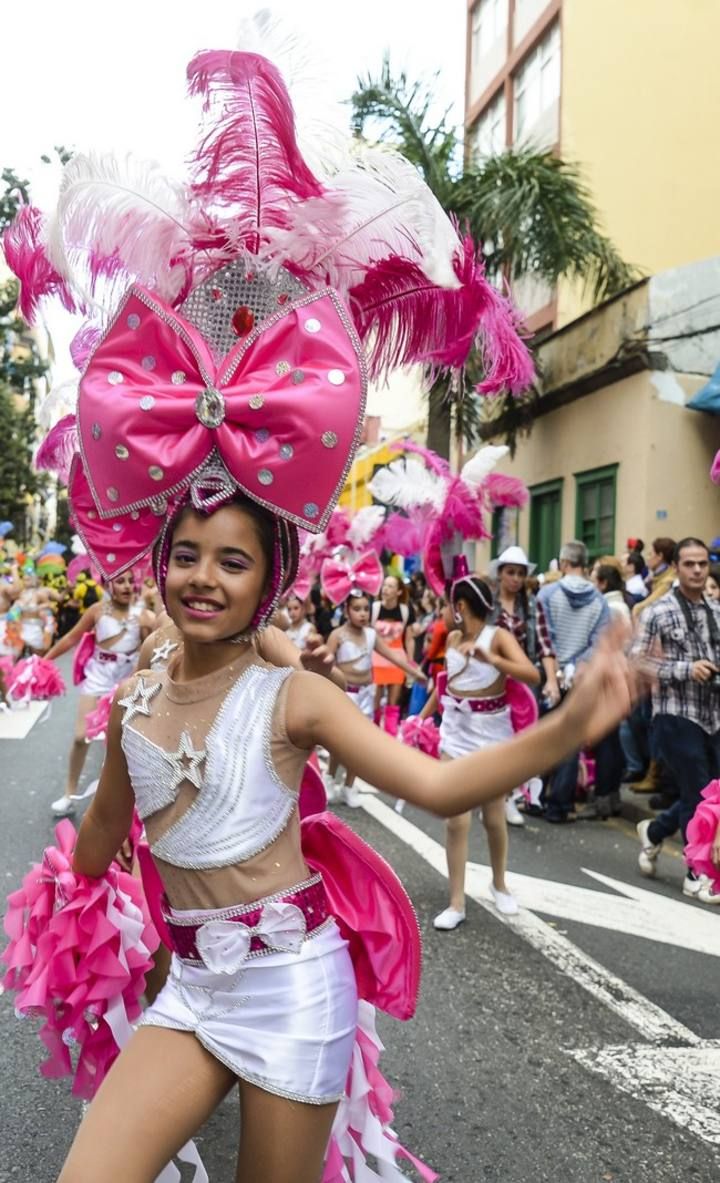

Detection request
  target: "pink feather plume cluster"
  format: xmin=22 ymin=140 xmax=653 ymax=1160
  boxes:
xmin=3 ymin=48 xmax=534 ymax=402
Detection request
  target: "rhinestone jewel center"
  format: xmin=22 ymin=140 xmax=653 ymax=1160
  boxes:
xmin=195 ymin=386 xmax=226 ymax=429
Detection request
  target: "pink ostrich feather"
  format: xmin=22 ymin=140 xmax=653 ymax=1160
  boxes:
xmin=3 ymin=206 xmax=76 ymax=323
xmin=437 ymin=475 xmax=489 ymax=544
xmin=348 ymin=235 xmax=535 ymax=392
xmin=34 ymin=415 xmax=78 ymax=486
xmin=483 ymin=472 xmax=529 ymax=509
xmin=389 ymin=439 xmax=450 ymax=478
xmin=69 ymin=325 xmax=103 ymax=371
xmin=187 ymin=51 xmax=324 ymax=254
xmin=379 ymin=511 xmax=430 ymax=558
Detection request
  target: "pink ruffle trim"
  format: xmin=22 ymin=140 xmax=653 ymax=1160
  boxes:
xmin=323 ymin=1001 xmax=438 ymax=1182
xmin=85 ymin=689 xmax=114 ymax=741
xmin=7 ymin=655 xmax=66 ymax=701
xmin=1 ymin=820 xmax=159 ymax=1099
xmin=399 ymin=716 xmax=440 ymax=759
xmin=685 ymin=779 xmax=720 ymax=887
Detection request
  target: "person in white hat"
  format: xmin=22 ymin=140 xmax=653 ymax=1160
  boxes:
xmin=489 ymin=546 xmax=559 ymax=825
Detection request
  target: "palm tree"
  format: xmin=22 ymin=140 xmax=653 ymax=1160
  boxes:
xmin=350 ymin=56 xmax=638 ymax=456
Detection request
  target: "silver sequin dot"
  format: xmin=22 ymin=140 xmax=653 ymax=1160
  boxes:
xmin=115 ymin=444 xmax=129 ymax=460
xmin=127 ymin=313 xmax=141 ymax=330
xmin=255 ymin=428 xmax=270 ymax=443
xmin=171 ymin=370 xmax=186 ymax=385
xmin=258 ymin=468 xmax=274 ymax=486
xmin=112 ymin=522 xmax=122 ymax=532
xmin=88 ymin=510 xmax=97 ymax=520
xmin=148 ymin=465 xmax=164 ymax=481
xmin=249 ymin=394 xmax=264 ymax=410
xmin=131 ymin=511 xmax=140 ymax=521
xmin=91 ymin=423 xmax=102 ymax=441
xmin=327 ymin=370 xmax=345 ymax=386
xmin=139 ymin=395 xmax=155 ymax=411
xmin=107 ymin=486 xmax=119 ymax=502
xmin=321 ymin=431 xmax=338 ymax=449
xmin=279 ymin=444 xmax=294 ymax=460
xmin=275 ymin=361 xmax=291 ymax=376
xmin=150 ymin=498 xmax=167 ymax=516
xmin=108 ymin=370 xmax=124 ymax=385
xmin=107 ymin=553 xmax=116 ymax=563
xmin=141 ymin=355 xmax=156 ymax=371
xmin=292 ymin=370 xmax=305 ymax=384
xmin=303 ymin=502 xmax=320 ymax=519
xmin=305 ymin=318 xmax=321 ymax=334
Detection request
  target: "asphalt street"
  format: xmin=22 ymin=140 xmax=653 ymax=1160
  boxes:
xmin=2 ymin=656 xmax=720 ymax=1182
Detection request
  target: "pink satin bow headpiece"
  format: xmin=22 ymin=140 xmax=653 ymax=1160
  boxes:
xmin=195 ymin=901 xmax=307 ymax=975
xmin=71 ymin=285 xmax=366 ymax=579
xmin=321 ymin=550 xmax=383 ymax=606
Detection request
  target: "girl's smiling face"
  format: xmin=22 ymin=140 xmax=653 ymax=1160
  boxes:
xmin=164 ymin=504 xmax=270 ymax=643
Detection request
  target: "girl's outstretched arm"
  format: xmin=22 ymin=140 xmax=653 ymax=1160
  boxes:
xmin=374 ymin=634 xmax=427 ymax=682
xmin=45 ymin=601 xmax=100 ymax=661
xmin=286 ymin=630 xmax=636 ymax=817
xmin=73 ymin=687 xmax=136 ymax=877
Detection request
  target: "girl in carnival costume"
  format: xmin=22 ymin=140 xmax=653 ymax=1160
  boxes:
xmin=44 ymin=570 xmax=156 ymax=815
xmin=324 ymin=587 xmax=427 ymax=806
xmin=15 ymin=561 xmax=58 ymax=654
xmin=2 ymin=31 xmax=635 ymax=1183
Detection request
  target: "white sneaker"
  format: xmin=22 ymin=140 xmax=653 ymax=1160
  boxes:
xmin=51 ymin=794 xmax=77 ymax=817
xmin=433 ymin=906 xmax=466 ymax=931
xmin=636 ymin=819 xmax=661 ymax=877
xmin=697 ymin=879 xmax=720 ymax=905
xmin=505 ymin=795 xmax=525 ymax=827
xmin=341 ymin=783 xmax=361 ymax=808
xmin=682 ymin=873 xmax=705 ymax=898
xmin=490 ymin=883 xmax=519 ymax=915
xmin=323 ymin=774 xmax=341 ymax=805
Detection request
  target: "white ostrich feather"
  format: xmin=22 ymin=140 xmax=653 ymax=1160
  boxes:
xmin=368 ymin=456 xmax=447 ymax=512
xmin=37 ymin=380 xmax=78 ymax=430
xmin=461 ymin=445 xmax=510 ymax=489
xmin=346 ymin=506 xmax=386 ymax=549
xmin=261 ymin=144 xmax=462 ymax=293
xmin=46 ymin=152 xmax=198 ymax=312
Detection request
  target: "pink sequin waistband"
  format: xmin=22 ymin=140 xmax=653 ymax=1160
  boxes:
xmin=444 ymin=692 xmax=508 ymax=714
xmin=163 ymin=874 xmax=330 ymax=963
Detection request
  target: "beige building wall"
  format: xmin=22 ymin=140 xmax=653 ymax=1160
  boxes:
xmin=476 ymin=371 xmax=720 ymax=572
xmin=558 ymin=0 xmax=720 ymax=326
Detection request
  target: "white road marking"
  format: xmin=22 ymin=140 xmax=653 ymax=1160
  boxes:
xmin=0 ymin=701 xmax=49 ymax=740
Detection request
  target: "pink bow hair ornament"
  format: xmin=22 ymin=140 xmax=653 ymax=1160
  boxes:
xmin=71 ymin=285 xmax=366 ymax=580
xmin=320 ymin=550 xmax=383 ymax=606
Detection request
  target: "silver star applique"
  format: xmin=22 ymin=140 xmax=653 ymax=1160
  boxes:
xmin=161 ymin=730 xmax=206 ymax=794
xmin=151 ymin=639 xmax=179 ymax=669
xmin=118 ymin=677 xmax=161 ymax=726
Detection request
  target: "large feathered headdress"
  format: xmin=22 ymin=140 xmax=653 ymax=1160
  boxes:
xmin=3 ymin=29 xmax=534 ymax=623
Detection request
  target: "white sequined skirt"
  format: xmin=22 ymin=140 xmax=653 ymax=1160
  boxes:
xmin=81 ymin=650 xmax=136 ymax=697
xmin=346 ymin=682 xmax=375 ymax=719
xmin=439 ymin=699 xmax=514 ymax=759
xmin=142 ymin=917 xmax=358 ymax=1103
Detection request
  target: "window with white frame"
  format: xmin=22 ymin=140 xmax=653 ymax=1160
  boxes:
xmin=469 ymin=0 xmax=509 ymax=102
xmin=513 ymin=0 xmax=553 ymax=46
xmin=512 ymin=21 xmax=561 ymax=148
xmin=472 ymin=89 xmax=507 ymax=161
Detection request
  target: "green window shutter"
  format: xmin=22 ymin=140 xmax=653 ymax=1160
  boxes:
xmin=574 ymin=465 xmax=618 ymax=564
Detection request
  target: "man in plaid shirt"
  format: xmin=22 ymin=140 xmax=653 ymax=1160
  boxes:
xmin=634 ymin=537 xmax=720 ymax=900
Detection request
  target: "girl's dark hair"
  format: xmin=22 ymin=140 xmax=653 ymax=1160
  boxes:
xmin=451 ymin=576 xmax=494 ymax=621
xmin=626 ymin=551 xmax=644 ymax=575
xmin=346 ymin=588 xmax=371 ymax=608
xmin=286 ymin=593 xmax=304 ymax=608
xmin=652 ymin=536 xmax=677 ymax=565
xmin=596 ymin=564 xmax=624 ymax=593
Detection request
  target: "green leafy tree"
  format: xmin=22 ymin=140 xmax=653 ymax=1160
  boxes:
xmin=350 ymin=57 xmax=638 ymax=457
xmin=0 ymin=149 xmax=71 ymax=542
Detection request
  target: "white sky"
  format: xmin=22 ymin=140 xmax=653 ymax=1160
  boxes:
xmin=2 ymin=1 xmax=467 ymax=384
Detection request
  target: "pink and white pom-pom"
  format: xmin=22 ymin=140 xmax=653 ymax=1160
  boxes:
xmin=85 ymin=689 xmax=114 ymax=742
xmin=685 ymin=780 xmax=720 ymax=887
xmin=7 ymin=656 xmax=66 ymax=703
xmin=399 ymin=716 xmax=440 ymax=760
xmin=2 ymin=819 xmax=159 ymax=1099
xmin=323 ymin=1001 xmax=438 ymax=1183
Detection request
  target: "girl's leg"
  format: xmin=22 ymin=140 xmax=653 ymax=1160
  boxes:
xmin=236 ymin=1078 xmax=338 ymax=1183
xmin=482 ymin=796 xmax=509 ymax=893
xmin=58 ymin=1027 xmax=235 ymax=1183
xmin=65 ymin=694 xmax=97 ymax=796
xmin=445 ymin=811 xmax=472 ymax=910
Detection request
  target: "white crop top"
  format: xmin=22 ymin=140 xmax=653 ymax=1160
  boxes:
xmin=445 ymin=625 xmax=500 ymax=692
xmin=96 ymin=603 xmax=143 ymax=654
xmin=335 ymin=626 xmax=375 ymax=672
xmin=120 ymin=663 xmax=298 ymax=870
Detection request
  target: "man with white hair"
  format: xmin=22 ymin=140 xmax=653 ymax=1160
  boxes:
xmin=537 ymin=540 xmax=610 ymax=822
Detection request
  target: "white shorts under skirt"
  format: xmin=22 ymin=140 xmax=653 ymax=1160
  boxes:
xmin=346 ymin=682 xmax=375 ymax=719
xmin=20 ymin=619 xmax=46 ymax=650
xmin=81 ymin=650 xmax=136 ymax=697
xmin=142 ymin=918 xmax=358 ymax=1104
xmin=439 ymin=699 xmax=514 ymax=759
